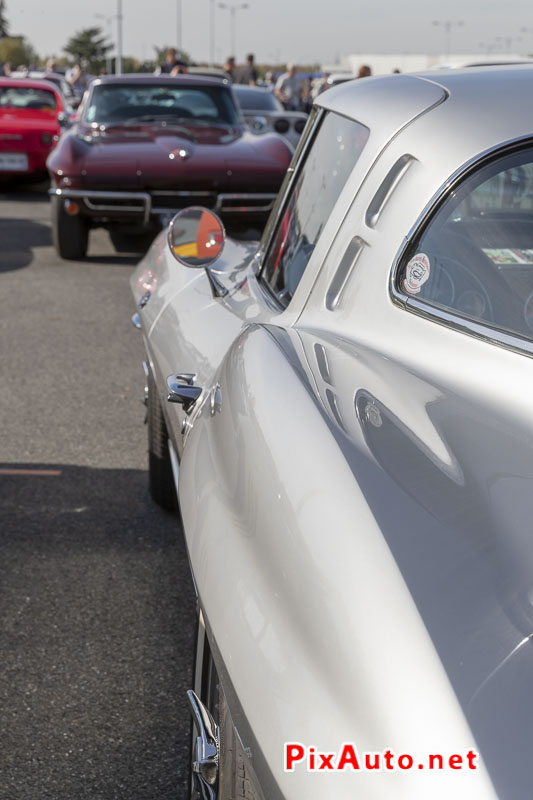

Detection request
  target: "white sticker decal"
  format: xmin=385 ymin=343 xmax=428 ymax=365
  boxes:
xmin=403 ymin=253 xmax=430 ymax=294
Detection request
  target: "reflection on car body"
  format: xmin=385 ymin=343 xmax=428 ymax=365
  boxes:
xmin=232 ymin=84 xmax=308 ymax=149
xmin=131 ymin=65 xmax=533 ymax=800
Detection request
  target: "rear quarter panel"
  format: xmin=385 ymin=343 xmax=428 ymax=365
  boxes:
xmin=178 ymin=323 xmax=496 ymax=800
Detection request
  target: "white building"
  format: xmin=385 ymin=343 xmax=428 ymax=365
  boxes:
xmin=322 ymin=53 xmax=530 ymax=77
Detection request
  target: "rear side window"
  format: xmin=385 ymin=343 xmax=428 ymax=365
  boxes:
xmin=235 ymin=87 xmax=281 ymax=111
xmin=261 ymin=111 xmax=369 ymax=306
xmin=397 ymin=147 xmax=533 ymax=343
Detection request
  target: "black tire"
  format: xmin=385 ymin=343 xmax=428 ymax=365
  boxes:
xmin=51 ymin=196 xmax=89 ymax=260
xmin=147 ymin=367 xmax=178 ymax=510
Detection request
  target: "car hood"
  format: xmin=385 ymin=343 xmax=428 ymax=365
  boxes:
xmin=65 ymin=123 xmax=289 ymax=188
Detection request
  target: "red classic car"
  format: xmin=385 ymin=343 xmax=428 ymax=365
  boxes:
xmin=47 ymin=74 xmax=293 ymax=259
xmin=0 ymin=78 xmax=64 ymax=178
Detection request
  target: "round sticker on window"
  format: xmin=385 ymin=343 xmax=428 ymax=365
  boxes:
xmin=403 ymin=253 xmax=430 ymax=294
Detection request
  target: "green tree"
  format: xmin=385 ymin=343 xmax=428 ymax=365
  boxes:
xmin=63 ymin=27 xmax=112 ymax=71
xmin=0 ymin=36 xmax=37 ymax=67
xmin=0 ymin=0 xmax=9 ymax=38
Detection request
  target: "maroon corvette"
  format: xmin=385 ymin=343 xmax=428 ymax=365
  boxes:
xmin=47 ymin=74 xmax=294 ymax=259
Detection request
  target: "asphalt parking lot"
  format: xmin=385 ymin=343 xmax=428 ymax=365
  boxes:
xmin=0 ymin=180 xmax=196 ymax=800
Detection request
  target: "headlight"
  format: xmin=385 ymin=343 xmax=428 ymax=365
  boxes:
xmin=250 ymin=115 xmax=267 ymax=132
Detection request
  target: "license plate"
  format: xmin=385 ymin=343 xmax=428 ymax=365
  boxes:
xmin=0 ymin=153 xmax=29 ymax=171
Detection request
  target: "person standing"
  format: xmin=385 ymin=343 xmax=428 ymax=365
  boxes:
xmin=156 ymin=47 xmax=187 ymax=74
xmin=66 ymin=63 xmax=89 ymax=100
xmin=275 ymin=63 xmax=301 ymax=110
xmin=223 ymin=56 xmax=236 ymax=82
xmin=237 ymin=53 xmax=258 ymax=85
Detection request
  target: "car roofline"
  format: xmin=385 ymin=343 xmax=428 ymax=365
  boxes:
xmin=92 ymin=73 xmax=231 ymax=88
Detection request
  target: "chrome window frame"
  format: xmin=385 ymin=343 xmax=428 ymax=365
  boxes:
xmin=256 ymin=106 xmax=325 ymax=310
xmin=258 ymin=108 xmax=372 ymax=310
xmin=390 ymin=133 xmax=533 ymax=358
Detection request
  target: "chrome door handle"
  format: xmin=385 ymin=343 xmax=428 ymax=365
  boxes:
xmin=174 ymin=372 xmax=196 ymax=385
xmin=187 ymin=689 xmax=219 ymax=798
xmin=167 ymin=374 xmax=202 ymax=411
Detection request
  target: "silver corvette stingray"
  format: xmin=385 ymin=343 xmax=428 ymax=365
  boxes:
xmin=131 ymin=64 xmax=533 ymax=800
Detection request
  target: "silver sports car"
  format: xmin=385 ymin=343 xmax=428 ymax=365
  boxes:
xmin=131 ymin=65 xmax=533 ymax=800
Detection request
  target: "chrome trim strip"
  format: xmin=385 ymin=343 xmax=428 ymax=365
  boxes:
xmin=403 ymin=295 xmax=533 ymax=357
xmin=168 ymin=438 xmax=180 ymax=493
xmin=326 ymin=235 xmax=367 ymax=310
xmin=151 ymin=190 xmax=214 ymax=197
xmin=84 ymin=197 xmax=144 ymax=212
xmin=215 ymin=193 xmax=276 ymax=213
xmin=49 ymin=187 xmax=275 ymax=221
xmin=187 ymin=689 xmax=219 ymax=798
xmin=257 ymin=107 xmax=325 ymax=277
xmin=49 ymin=187 xmax=152 ymax=226
xmin=199 ymin=605 xmax=285 ymax=800
xmin=389 ymin=134 xmax=533 ymax=357
xmin=365 ymin=153 xmax=416 ymax=228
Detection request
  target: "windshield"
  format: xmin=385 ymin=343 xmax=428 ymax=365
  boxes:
xmin=234 ymin=87 xmax=282 ymax=112
xmin=85 ymin=83 xmax=241 ymax=126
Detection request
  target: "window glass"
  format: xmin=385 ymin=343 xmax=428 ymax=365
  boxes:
xmin=261 ymin=112 xmax=370 ymax=306
xmin=85 ymin=84 xmax=240 ymax=125
xmin=234 ymin=87 xmax=282 ymax=112
xmin=0 ymin=87 xmax=57 ymax=111
xmin=398 ymin=147 xmax=533 ymax=342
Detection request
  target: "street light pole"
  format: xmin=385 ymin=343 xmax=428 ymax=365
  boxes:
xmin=177 ymin=0 xmax=182 ymax=52
xmin=116 ymin=0 xmax=123 ymax=74
xmin=432 ymin=19 xmax=464 ymax=60
xmin=209 ymin=0 xmax=215 ymax=66
xmin=217 ymin=2 xmax=249 ymax=59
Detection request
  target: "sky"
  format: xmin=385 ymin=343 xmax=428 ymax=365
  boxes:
xmin=8 ymin=0 xmax=533 ymax=66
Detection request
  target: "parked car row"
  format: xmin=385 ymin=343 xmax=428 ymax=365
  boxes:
xmin=5 ymin=62 xmax=533 ymax=800
xmin=0 ymin=72 xmax=303 ymax=260
xmin=131 ymin=64 xmax=533 ymax=800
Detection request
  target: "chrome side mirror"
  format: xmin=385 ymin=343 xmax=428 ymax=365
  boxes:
xmin=168 ymin=207 xmax=226 ymax=268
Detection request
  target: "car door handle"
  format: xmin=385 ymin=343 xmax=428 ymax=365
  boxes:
xmin=174 ymin=372 xmax=196 ymax=385
xmin=167 ymin=374 xmax=202 ymax=412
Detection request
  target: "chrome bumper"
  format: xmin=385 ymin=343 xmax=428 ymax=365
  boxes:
xmin=49 ymin=187 xmax=276 ymax=224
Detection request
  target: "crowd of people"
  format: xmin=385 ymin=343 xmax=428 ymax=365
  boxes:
xmin=220 ymin=55 xmax=378 ymax=113
xmin=0 ymin=44 xmax=386 ymax=114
